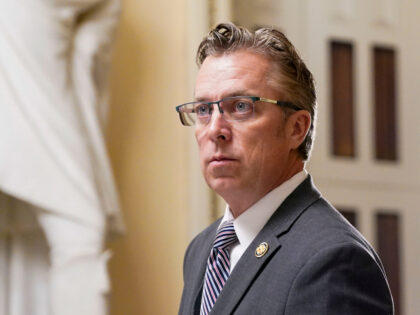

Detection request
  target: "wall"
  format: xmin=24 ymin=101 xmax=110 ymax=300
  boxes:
xmin=105 ymin=0 xmax=190 ymax=313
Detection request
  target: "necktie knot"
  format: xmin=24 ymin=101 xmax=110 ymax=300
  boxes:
xmin=213 ymin=221 xmax=238 ymax=249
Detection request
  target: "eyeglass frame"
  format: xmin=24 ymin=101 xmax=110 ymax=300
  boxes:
xmin=175 ymin=95 xmax=302 ymax=126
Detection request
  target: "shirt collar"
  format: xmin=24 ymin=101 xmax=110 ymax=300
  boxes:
xmin=220 ymin=170 xmax=308 ymax=249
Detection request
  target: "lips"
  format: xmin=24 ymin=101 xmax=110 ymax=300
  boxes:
xmin=208 ymin=155 xmax=237 ymax=165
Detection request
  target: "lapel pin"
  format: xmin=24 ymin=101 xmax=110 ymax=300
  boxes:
xmin=255 ymin=242 xmax=269 ymax=258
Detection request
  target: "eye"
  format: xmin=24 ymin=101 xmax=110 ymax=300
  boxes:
xmin=234 ymin=100 xmax=252 ymax=113
xmin=194 ymin=104 xmax=210 ymax=117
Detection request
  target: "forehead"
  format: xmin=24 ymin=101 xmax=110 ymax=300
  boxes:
xmin=194 ymin=51 xmax=273 ymax=100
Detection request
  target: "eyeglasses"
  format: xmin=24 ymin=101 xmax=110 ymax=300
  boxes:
xmin=175 ymin=96 xmax=301 ymax=126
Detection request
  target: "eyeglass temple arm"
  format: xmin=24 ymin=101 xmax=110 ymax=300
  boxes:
xmin=258 ymin=97 xmax=302 ymax=111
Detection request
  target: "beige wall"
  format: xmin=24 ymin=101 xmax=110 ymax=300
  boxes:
xmin=106 ymin=0 xmax=190 ymax=314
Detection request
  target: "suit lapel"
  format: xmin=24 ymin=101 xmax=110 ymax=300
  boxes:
xmin=210 ymin=230 xmax=282 ymax=314
xmin=210 ymin=176 xmax=321 ymax=314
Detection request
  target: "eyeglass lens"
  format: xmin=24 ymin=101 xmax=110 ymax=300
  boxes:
xmin=190 ymin=97 xmax=255 ymax=125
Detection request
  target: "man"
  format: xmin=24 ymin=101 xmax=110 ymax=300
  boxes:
xmin=176 ymin=23 xmax=393 ymax=314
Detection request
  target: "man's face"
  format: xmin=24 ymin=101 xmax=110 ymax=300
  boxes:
xmin=194 ymin=51 xmax=300 ymax=214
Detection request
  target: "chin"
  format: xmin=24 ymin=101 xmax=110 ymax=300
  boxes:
xmin=207 ymin=176 xmax=239 ymax=195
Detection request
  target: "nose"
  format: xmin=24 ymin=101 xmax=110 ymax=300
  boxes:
xmin=207 ymin=105 xmax=232 ymax=142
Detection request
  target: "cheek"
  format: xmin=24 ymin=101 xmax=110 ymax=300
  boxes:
xmin=240 ymin=130 xmax=286 ymax=167
xmin=195 ymin=130 xmax=209 ymax=168
xmin=195 ymin=128 xmax=205 ymax=150
xmin=236 ymin=131 xmax=266 ymax=166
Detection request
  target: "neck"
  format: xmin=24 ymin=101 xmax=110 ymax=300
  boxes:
xmin=225 ymin=160 xmax=305 ymax=218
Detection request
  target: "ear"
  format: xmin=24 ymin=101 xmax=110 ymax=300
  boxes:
xmin=286 ymin=110 xmax=311 ymax=150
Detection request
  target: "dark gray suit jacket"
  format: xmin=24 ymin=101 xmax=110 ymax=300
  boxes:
xmin=179 ymin=176 xmax=394 ymax=314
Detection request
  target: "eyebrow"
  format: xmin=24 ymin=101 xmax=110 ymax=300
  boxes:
xmin=194 ymin=90 xmax=256 ymax=102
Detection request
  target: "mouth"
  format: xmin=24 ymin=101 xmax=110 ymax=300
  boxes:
xmin=209 ymin=155 xmax=237 ymax=165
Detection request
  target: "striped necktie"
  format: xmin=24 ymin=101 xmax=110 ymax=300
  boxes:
xmin=200 ymin=220 xmax=238 ymax=315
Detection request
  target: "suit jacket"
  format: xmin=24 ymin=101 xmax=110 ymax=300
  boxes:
xmin=179 ymin=176 xmax=393 ymax=314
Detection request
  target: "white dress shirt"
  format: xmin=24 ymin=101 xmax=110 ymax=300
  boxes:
xmin=220 ymin=170 xmax=308 ymax=271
